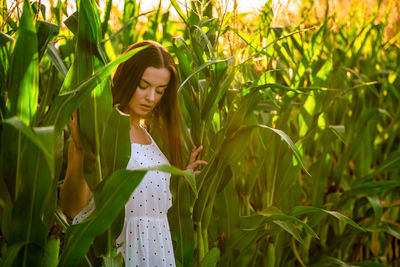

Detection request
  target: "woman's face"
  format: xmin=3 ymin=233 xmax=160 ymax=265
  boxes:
xmin=128 ymin=66 xmax=171 ymax=118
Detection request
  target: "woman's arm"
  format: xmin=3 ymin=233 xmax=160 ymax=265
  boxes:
xmin=59 ymin=111 xmax=91 ymax=219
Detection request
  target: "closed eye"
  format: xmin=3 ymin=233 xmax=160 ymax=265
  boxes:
xmin=138 ymin=79 xmax=150 ymax=89
xmin=156 ymin=88 xmax=166 ymax=95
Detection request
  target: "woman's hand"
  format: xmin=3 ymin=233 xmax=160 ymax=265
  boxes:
xmin=61 ymin=109 xmax=90 ymax=219
xmin=68 ymin=110 xmax=82 ymax=151
xmin=186 ymin=145 xmax=208 ymax=175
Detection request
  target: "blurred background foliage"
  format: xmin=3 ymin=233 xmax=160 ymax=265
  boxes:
xmin=0 ymin=0 xmax=399 ymax=266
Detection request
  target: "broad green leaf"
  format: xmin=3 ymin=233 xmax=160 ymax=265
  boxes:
xmin=173 ymin=36 xmax=194 ymax=79
xmin=257 ymin=206 xmax=318 ymax=244
xmin=200 ymin=247 xmax=220 ymax=267
xmin=219 ymin=127 xmax=254 ymax=166
xmin=42 ymin=237 xmax=60 ymax=267
xmin=9 ymin=140 xmax=53 ymax=266
xmin=201 ymin=58 xmax=235 ymax=122
xmin=268 ymin=214 xmax=319 ymax=239
xmin=102 ymin=11 xmax=153 ymax=44
xmin=361 ymin=151 xmax=400 ymax=181
xmin=101 ymin=0 xmax=113 ymax=37
xmin=252 ymin=124 xmax=310 ymax=176
xmin=46 ymin=44 xmax=68 ymax=77
xmin=170 ymin=0 xmax=188 ymax=25
xmin=59 ymin=169 xmax=147 ymax=267
xmin=36 ymin=21 xmax=59 ymax=61
xmin=149 ymin=164 xmax=197 ymax=196
xmin=43 ymin=45 xmax=148 ymax=134
xmin=2 ymin=117 xmax=55 ymax=176
xmin=79 ymin=77 xmax=112 ymax=188
xmin=0 ymin=31 xmax=14 ymax=46
xmin=367 ymin=196 xmax=383 ymax=226
xmin=2 ymin=117 xmax=52 ymax=160
xmin=6 ymin=1 xmax=38 ymax=126
xmin=0 ymin=241 xmax=29 ymax=267
xmin=64 ymin=11 xmax=78 ymax=35
xmin=329 ymin=125 xmax=346 ymax=144
xmin=355 ymin=263 xmax=391 ymax=267
xmin=312 ymin=256 xmax=355 ymax=267
xmin=179 ymin=59 xmax=231 ymax=92
xmin=346 ymin=181 xmax=400 ymax=196
xmin=169 ymin=178 xmax=195 ymax=266
xmin=291 ymin=206 xmax=365 ymax=232
xmin=100 ymin=107 xmax=131 ymax=180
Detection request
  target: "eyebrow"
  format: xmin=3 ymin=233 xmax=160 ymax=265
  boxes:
xmin=141 ymin=78 xmax=168 ymax=88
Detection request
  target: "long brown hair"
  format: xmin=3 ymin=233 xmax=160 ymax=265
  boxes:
xmin=111 ymin=40 xmax=184 ymax=168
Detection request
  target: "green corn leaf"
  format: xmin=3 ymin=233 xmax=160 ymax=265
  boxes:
xmin=252 ymin=124 xmax=310 ymax=176
xmin=31 ymin=1 xmax=46 ymax=20
xmin=43 ymin=45 xmax=148 ymax=134
xmin=312 ymin=256 xmax=356 ymax=267
xmin=0 ymin=241 xmax=29 ymax=267
xmin=0 ymin=31 xmax=14 ymax=46
xmin=100 ymin=107 xmax=131 ymax=180
xmin=6 ymin=1 xmax=38 ymax=126
xmin=200 ymin=247 xmax=220 ymax=267
xmin=193 ymin=25 xmax=215 ymax=61
xmin=360 ymin=151 xmax=400 ymax=181
xmin=170 ymin=0 xmax=188 ymax=25
xmin=59 ymin=169 xmax=147 ymax=267
xmin=201 ymin=58 xmax=234 ymax=122
xmin=328 ymin=125 xmax=346 ymax=144
xmin=9 ymin=140 xmax=53 ymax=266
xmin=268 ymin=214 xmax=319 ymax=240
xmin=229 ymin=228 xmax=261 ymax=251
xmin=59 ymin=165 xmax=190 ymax=266
xmin=102 ymin=11 xmax=153 ymax=43
xmin=46 ymin=43 xmax=68 ymax=77
xmin=181 ymin=87 xmax=201 ymax=144
xmin=173 ymin=36 xmax=195 ymax=81
xmin=149 ymin=164 xmax=196 ymax=196
xmin=193 ymin=127 xmax=254 ymax=223
xmin=355 ymin=263 xmax=391 ymax=267
xmin=219 ymin=127 xmax=254 ymax=166
xmin=346 ymin=181 xmax=400 ymax=196
xmin=64 ymin=11 xmax=78 ymax=35
xmin=36 ymin=21 xmax=59 ymax=61
xmin=2 ymin=117 xmax=55 ymax=176
xmin=291 ymin=206 xmax=365 ymax=232
xmin=1 ymin=0 xmax=39 ymax=211
xmin=257 ymin=206 xmax=318 ymax=244
xmin=42 ymin=237 xmax=60 ymax=267
xmin=179 ymin=59 xmax=231 ymax=93
xmin=367 ymin=196 xmax=383 ymax=226
xmin=101 ymin=0 xmax=113 ymax=37
xmin=168 ymin=177 xmax=195 ymax=266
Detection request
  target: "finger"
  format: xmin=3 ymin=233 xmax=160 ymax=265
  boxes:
xmin=189 ymin=146 xmax=197 ymax=163
xmin=189 ymin=145 xmax=203 ymax=162
xmin=194 ymin=170 xmax=201 ymax=176
xmin=72 ymin=109 xmax=78 ymax=120
xmin=68 ymin=110 xmax=82 ymax=149
xmin=187 ymin=160 xmax=208 ymax=170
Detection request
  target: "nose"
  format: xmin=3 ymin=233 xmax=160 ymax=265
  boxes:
xmin=145 ymin=88 xmax=156 ymax=103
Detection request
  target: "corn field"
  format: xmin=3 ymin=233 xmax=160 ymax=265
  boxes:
xmin=0 ymin=0 xmax=399 ymax=266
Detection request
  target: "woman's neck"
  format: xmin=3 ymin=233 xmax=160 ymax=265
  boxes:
xmin=130 ymin=114 xmax=141 ymax=128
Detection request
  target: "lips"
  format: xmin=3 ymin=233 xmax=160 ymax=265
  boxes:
xmin=140 ymin=104 xmax=153 ymax=111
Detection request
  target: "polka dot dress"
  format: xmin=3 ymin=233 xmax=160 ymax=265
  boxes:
xmin=73 ymin=128 xmax=176 ymax=266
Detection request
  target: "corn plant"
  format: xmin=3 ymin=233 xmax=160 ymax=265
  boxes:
xmin=0 ymin=0 xmax=399 ymax=266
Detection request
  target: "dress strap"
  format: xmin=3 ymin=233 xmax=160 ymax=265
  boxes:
xmin=140 ymin=125 xmax=155 ymax=144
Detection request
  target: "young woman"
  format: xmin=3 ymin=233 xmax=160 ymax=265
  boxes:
xmin=60 ymin=40 xmax=207 ymax=266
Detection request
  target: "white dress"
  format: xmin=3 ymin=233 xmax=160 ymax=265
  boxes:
xmin=73 ymin=128 xmax=176 ymax=267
